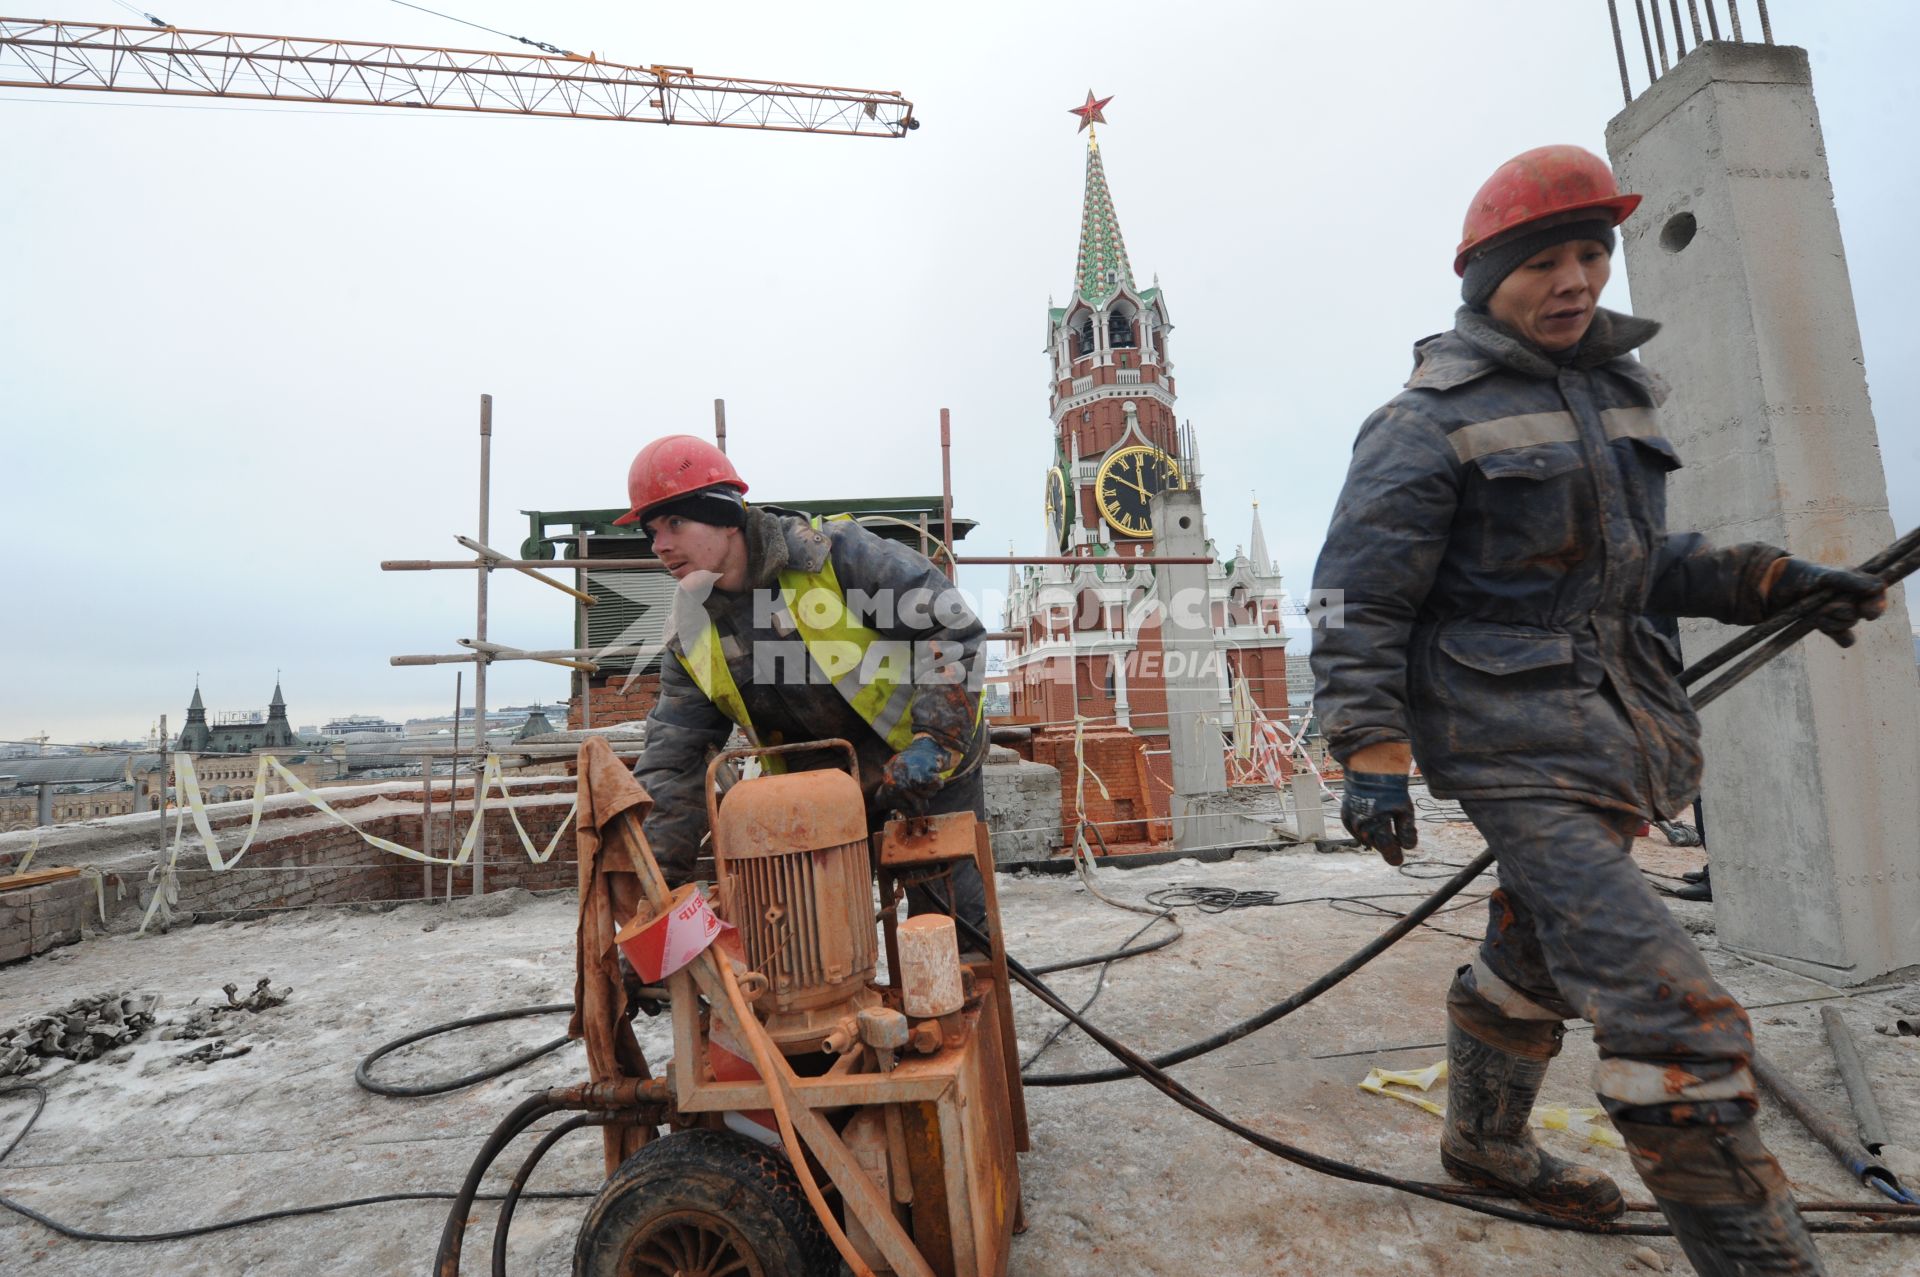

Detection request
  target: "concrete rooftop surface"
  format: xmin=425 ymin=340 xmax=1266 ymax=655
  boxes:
xmin=1 ymin=819 xmax=1916 ymax=1276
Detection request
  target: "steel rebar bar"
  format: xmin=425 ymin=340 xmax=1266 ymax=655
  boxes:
xmin=383 ymin=558 xmax=667 ymax=570
xmin=940 ymin=407 xmax=955 ymax=575
xmin=473 ymin=394 xmax=491 ymax=897
xmin=576 ymin=534 xmax=592 ymax=731
xmin=1650 ymin=0 xmax=1670 ymax=74
xmin=447 ymin=670 xmax=462 ymax=904
xmin=1669 ymin=0 xmax=1689 ymax=57
xmin=1821 ymin=1006 xmax=1892 ymax=1152
xmin=1633 ymin=0 xmax=1659 ymax=83
xmin=1608 ymin=0 xmax=1634 ymax=103
xmin=1754 ymin=1053 xmax=1904 ymax=1201
xmin=454 ymin=535 xmax=593 ymax=604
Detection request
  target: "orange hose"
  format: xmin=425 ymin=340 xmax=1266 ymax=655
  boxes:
xmin=713 ymin=956 xmax=876 ymax=1277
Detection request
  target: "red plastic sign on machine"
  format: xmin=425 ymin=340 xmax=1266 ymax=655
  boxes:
xmin=615 ymin=883 xmax=734 ymax=983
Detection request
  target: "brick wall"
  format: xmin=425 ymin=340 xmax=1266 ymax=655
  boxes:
xmin=571 ymin=673 xmax=662 ymax=729
xmin=0 ymin=777 xmax=581 ymax=965
xmin=1031 ymin=725 xmax=1168 ymax=848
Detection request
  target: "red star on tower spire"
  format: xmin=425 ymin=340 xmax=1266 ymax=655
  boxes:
xmin=1069 ymin=90 xmax=1112 ymax=135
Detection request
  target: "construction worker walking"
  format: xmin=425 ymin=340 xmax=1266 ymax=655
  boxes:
xmin=616 ymin=434 xmax=990 ymax=927
xmin=1309 ymin=146 xmax=1887 ymax=1274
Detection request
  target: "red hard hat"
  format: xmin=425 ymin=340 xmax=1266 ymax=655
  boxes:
xmin=611 ymin=434 xmax=749 ymax=527
xmin=1454 ymin=145 xmax=1642 ymax=276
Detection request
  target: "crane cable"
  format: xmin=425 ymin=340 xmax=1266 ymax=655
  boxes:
xmin=387 ymin=0 xmax=577 ymax=57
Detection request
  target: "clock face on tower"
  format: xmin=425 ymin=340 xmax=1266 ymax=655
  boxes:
xmin=1094 ymin=445 xmax=1184 ymax=538
xmin=1043 ymin=467 xmax=1069 ymax=551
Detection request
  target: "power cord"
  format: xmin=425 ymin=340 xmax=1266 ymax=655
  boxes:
xmin=0 ymin=1083 xmax=594 ymax=1245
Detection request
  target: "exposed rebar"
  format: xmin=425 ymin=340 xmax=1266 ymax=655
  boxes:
xmin=1726 ymin=0 xmax=1744 ymax=41
xmin=1633 ymin=0 xmax=1658 ymax=83
xmin=1649 ymin=0 xmax=1669 ymax=73
xmin=1821 ymin=1006 xmax=1892 ymax=1152
xmin=1703 ymin=0 xmax=1723 ymax=40
xmin=1757 ymin=0 xmax=1772 ymax=43
xmin=1686 ymin=0 xmax=1705 ymax=43
xmin=1669 ymin=0 xmax=1689 ymax=57
xmin=1608 ymin=0 xmax=1633 ymax=104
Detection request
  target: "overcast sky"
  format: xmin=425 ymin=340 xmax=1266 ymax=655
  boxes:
xmin=6 ymin=1 xmax=1917 ymax=742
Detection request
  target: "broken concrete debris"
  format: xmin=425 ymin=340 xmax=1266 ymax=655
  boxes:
xmin=0 ymin=992 xmax=159 ymax=1075
xmin=158 ymin=977 xmax=291 ymax=1041
xmin=173 ymin=1040 xmax=253 ymax=1066
xmin=0 ymin=977 xmax=291 ymax=1075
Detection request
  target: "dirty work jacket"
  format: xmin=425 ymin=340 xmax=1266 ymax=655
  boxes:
xmin=633 ymin=507 xmax=988 ymax=879
xmin=1309 ymin=307 xmax=1784 ymax=818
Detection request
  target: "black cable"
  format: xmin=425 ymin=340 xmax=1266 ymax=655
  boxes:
xmin=492 ymin=1114 xmax=610 ymax=1277
xmin=1021 ymin=914 xmax=1166 ymax=1070
xmin=0 ymin=1083 xmax=592 ymax=1245
xmin=1022 ymin=850 xmax=1497 ymax=1086
xmin=355 ymin=1003 xmax=574 ymax=1097
xmin=959 ymin=917 xmax=1920 ymax=1237
xmin=434 ymin=1093 xmax=566 ymax=1274
xmin=1023 ymin=923 xmax=1180 ymax=975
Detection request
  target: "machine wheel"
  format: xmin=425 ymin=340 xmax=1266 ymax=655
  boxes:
xmin=572 ymin=1127 xmax=837 ymax=1277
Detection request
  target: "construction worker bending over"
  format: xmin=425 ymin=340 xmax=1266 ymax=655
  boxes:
xmin=1309 ymin=146 xmax=1886 ymax=1275
xmin=616 ymin=435 xmax=990 ymax=931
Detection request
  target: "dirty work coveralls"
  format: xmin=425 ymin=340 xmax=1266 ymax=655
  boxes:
xmin=633 ymin=506 xmax=990 ymax=928
xmin=1309 ymin=307 xmax=1785 ymax=1112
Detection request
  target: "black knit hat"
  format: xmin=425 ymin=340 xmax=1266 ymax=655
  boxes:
xmin=639 ymin=484 xmax=748 ymax=530
xmin=1461 ymin=218 xmax=1615 ymax=309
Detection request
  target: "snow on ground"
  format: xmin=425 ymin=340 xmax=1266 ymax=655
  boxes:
xmin=1 ymin=819 xmax=1916 ymax=1275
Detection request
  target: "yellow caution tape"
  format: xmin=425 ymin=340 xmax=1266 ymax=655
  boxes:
xmin=77 ymin=865 xmax=113 ymax=924
xmin=1359 ymin=1059 xmax=1625 ymax=1150
xmin=138 ymin=752 xmax=577 ymax=934
xmin=1359 ymin=1060 xmax=1449 ymax=1116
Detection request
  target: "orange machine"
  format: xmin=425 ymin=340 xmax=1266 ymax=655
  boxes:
xmin=567 ymin=735 xmax=1026 ymax=1277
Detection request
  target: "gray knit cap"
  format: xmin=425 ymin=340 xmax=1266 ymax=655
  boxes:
xmin=1461 ymin=218 xmax=1614 ymax=309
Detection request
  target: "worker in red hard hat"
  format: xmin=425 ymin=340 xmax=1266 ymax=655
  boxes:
xmin=1309 ymin=145 xmax=1884 ymax=1273
xmin=616 ymin=434 xmax=990 ymax=930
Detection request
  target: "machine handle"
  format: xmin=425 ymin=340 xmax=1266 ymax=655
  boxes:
xmin=702 ymin=738 xmax=863 ymax=883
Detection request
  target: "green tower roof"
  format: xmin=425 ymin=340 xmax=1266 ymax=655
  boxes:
xmin=1074 ymin=140 xmax=1137 ymax=306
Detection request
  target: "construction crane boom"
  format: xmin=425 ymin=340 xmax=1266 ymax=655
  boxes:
xmin=0 ymin=17 xmax=916 ymax=136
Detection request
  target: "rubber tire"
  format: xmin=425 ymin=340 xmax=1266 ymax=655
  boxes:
xmin=572 ymin=1128 xmax=837 ymax=1277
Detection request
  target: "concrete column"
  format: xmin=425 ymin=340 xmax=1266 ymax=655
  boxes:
xmin=1608 ymin=42 xmax=1920 ymax=983
xmin=1290 ymin=771 xmax=1327 ymax=841
xmin=1151 ymin=488 xmax=1234 ymax=850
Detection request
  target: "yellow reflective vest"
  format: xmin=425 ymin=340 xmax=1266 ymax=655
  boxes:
xmin=675 ymin=521 xmax=981 ymax=777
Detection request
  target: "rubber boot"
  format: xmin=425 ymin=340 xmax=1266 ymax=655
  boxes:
xmin=1672 ymin=866 xmax=1713 ymax=902
xmin=1615 ymin=1117 xmax=1826 ymax=1276
xmin=1441 ymin=973 xmax=1625 ymax=1222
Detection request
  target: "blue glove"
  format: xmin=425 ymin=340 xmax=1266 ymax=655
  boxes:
xmin=876 ymin=737 xmax=947 ymax=815
xmin=1766 ymin=557 xmax=1889 ymax=648
xmin=1341 ymin=771 xmax=1418 ymax=865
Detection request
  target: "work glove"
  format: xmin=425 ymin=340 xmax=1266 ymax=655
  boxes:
xmin=1766 ymin=557 xmax=1889 ymax=648
xmin=875 ymin=736 xmax=947 ymax=816
xmin=1341 ymin=771 xmax=1418 ymax=866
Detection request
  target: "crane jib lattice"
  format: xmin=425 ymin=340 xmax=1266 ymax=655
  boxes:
xmin=0 ymin=17 xmax=916 ymax=136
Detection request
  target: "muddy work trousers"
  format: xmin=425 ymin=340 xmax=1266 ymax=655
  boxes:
xmin=1458 ymin=797 xmax=1755 ymax=1114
